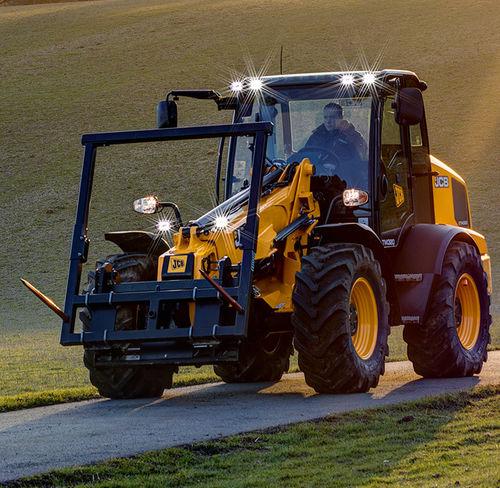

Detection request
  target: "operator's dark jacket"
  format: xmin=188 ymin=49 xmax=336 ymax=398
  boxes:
xmin=305 ymin=123 xmax=368 ymax=161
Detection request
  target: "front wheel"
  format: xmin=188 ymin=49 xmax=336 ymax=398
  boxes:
xmin=84 ymin=352 xmax=175 ymax=399
xmin=292 ymin=243 xmax=390 ymax=393
xmin=82 ymin=253 xmax=176 ymax=399
xmin=404 ymin=241 xmax=491 ymax=377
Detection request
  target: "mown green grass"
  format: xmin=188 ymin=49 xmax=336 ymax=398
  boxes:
xmin=1 ymin=0 xmax=499 ymax=407
xmin=6 ymin=385 xmax=499 ymax=487
xmin=0 ymin=387 xmax=98 ymax=413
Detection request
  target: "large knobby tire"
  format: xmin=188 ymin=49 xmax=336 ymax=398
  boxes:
xmin=82 ymin=253 xmax=175 ymax=399
xmin=292 ymin=243 xmax=390 ymax=393
xmin=404 ymin=241 xmax=491 ymax=377
xmin=84 ymin=354 xmax=174 ymax=399
xmin=213 ymin=302 xmax=293 ymax=383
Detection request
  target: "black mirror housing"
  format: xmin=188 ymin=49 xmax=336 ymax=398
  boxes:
xmin=394 ymin=87 xmax=424 ymax=126
xmin=156 ymin=100 xmax=178 ymax=128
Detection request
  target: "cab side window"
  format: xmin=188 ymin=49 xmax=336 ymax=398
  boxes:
xmin=380 ymin=98 xmax=413 ymax=236
xmin=410 ymin=124 xmax=423 ymax=147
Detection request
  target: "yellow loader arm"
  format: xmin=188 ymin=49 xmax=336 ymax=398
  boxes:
xmin=158 ymin=159 xmax=320 ymax=313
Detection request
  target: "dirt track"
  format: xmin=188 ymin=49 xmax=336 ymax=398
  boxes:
xmin=1 ymin=352 xmax=499 ymax=482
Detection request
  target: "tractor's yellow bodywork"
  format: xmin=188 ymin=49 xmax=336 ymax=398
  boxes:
xmin=158 ymin=159 xmax=320 ymax=313
xmin=431 ymin=156 xmax=492 ymax=292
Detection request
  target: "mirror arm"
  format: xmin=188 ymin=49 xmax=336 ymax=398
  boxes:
xmin=158 ymin=202 xmax=183 ymax=227
xmin=167 ymin=90 xmax=221 ymax=101
xmin=165 ymin=91 xmax=237 ymax=110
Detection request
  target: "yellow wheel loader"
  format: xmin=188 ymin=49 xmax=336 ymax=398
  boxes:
xmin=24 ymin=70 xmax=493 ymax=398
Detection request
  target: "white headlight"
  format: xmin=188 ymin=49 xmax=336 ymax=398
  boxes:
xmin=133 ymin=196 xmax=159 ymax=214
xmin=341 ymin=74 xmax=354 ymax=86
xmin=230 ymin=80 xmax=244 ymax=92
xmin=248 ymin=78 xmax=263 ymax=91
xmin=363 ymin=73 xmax=376 ymax=85
xmin=156 ymin=219 xmax=172 ymax=232
xmin=213 ymin=215 xmax=230 ymax=230
xmin=343 ymin=189 xmax=369 ymax=207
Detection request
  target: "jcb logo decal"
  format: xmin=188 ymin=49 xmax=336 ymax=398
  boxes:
xmin=171 ymin=259 xmax=184 ymax=270
xmin=434 ymin=176 xmax=449 ymax=188
xmin=167 ymin=255 xmax=188 ymax=273
xmin=393 ymin=184 xmax=405 ymax=208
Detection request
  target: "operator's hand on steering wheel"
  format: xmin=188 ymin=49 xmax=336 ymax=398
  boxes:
xmin=265 ymin=156 xmax=287 ymax=169
xmin=288 ymin=146 xmax=341 ymax=175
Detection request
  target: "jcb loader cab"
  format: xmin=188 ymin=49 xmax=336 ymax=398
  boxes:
xmin=41 ymin=70 xmax=491 ymax=398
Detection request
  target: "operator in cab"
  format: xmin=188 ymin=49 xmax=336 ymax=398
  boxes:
xmin=304 ymin=102 xmax=367 ymax=161
xmin=300 ymin=102 xmax=369 ymax=223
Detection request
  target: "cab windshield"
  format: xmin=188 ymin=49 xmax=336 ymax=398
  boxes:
xmin=230 ymin=86 xmax=372 ymax=197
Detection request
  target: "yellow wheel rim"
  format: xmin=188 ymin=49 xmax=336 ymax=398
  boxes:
xmin=350 ymin=277 xmax=378 ymax=360
xmin=455 ymin=273 xmax=481 ymax=350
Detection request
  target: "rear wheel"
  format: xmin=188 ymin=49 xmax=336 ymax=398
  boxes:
xmin=82 ymin=253 xmax=175 ymax=399
xmin=292 ymin=243 xmax=389 ymax=393
xmin=213 ymin=301 xmax=293 ymax=383
xmin=404 ymin=241 xmax=491 ymax=377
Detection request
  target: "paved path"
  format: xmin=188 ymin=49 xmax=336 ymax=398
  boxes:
xmin=1 ymin=352 xmax=499 ymax=482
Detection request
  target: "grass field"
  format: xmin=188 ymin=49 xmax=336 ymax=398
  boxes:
xmin=7 ymin=386 xmax=500 ymax=487
xmin=1 ymin=0 xmax=499 ymax=399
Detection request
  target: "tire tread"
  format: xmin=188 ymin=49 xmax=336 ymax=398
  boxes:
xmin=292 ymin=243 xmax=389 ymax=393
xmin=404 ymin=241 xmax=491 ymax=378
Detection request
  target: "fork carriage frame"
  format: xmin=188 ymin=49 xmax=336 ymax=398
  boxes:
xmin=60 ymin=122 xmax=273 ymax=365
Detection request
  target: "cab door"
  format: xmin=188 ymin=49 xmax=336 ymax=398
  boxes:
xmin=409 ymin=119 xmax=435 ymax=224
xmin=379 ymin=97 xmax=414 ymax=247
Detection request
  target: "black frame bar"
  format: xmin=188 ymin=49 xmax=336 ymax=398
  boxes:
xmin=61 ymin=122 xmax=272 ymax=347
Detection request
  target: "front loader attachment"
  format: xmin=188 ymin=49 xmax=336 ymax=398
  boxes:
xmin=60 ymin=122 xmax=273 ymax=367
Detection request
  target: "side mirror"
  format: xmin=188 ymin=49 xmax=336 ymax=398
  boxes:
xmin=156 ymin=100 xmax=177 ymax=128
xmin=133 ymin=196 xmax=159 ymax=214
xmin=343 ymin=189 xmax=369 ymax=207
xmin=393 ymin=87 xmax=424 ymax=126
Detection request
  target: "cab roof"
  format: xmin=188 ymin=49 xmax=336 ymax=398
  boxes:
xmin=261 ymin=69 xmax=427 ymax=91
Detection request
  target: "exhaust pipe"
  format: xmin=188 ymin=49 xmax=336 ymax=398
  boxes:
xmin=21 ymin=278 xmax=70 ymax=322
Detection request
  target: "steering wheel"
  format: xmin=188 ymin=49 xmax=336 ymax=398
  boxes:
xmin=288 ymin=146 xmax=342 ymax=175
xmin=265 ymin=157 xmax=288 ymax=169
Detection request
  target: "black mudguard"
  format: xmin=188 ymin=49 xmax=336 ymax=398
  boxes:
xmin=104 ymin=231 xmax=169 ymax=256
xmin=390 ymin=223 xmax=481 ymax=324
